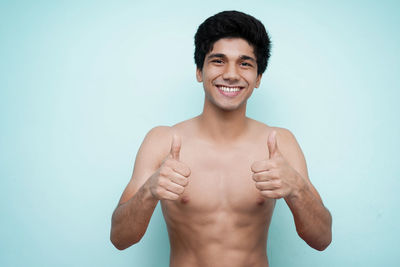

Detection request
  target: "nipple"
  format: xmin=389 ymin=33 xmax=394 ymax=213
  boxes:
xmin=180 ymin=195 xmax=189 ymax=204
xmin=256 ymin=197 xmax=265 ymax=205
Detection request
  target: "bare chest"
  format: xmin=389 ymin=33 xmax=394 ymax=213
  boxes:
xmin=164 ymin=141 xmax=273 ymax=214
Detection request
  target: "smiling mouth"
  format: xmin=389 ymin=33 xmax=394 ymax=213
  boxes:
xmin=216 ymin=85 xmax=244 ymax=97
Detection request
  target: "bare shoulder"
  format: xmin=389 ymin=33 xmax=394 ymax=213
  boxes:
xmin=274 ymin=127 xmax=298 ymax=146
xmin=139 ymin=125 xmax=175 ymax=168
xmin=247 ymin=118 xmax=297 ymax=145
xmin=273 ymin=127 xmax=309 ymax=180
xmin=248 ymin=119 xmax=308 ymax=178
xmin=142 ymin=118 xmax=197 ymax=162
xmin=143 ymin=126 xmax=174 ymax=150
xmin=117 ymin=125 xmax=174 ymax=204
xmin=247 ymin=118 xmax=287 ymax=138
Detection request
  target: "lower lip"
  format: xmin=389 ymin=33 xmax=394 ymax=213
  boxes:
xmin=217 ymin=87 xmax=243 ymax=97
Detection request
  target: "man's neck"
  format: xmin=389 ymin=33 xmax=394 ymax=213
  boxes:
xmin=198 ymin=99 xmax=249 ymax=144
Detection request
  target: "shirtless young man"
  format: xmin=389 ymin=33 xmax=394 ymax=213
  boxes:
xmin=110 ymin=10 xmax=332 ymax=267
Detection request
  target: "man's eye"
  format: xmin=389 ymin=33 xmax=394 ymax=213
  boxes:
xmin=241 ymin=62 xmax=252 ymax=67
xmin=212 ymin=59 xmax=223 ymax=64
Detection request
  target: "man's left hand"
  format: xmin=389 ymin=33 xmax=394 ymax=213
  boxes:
xmin=251 ymin=131 xmax=305 ymax=200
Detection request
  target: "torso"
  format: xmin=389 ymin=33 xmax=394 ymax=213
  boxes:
xmin=161 ymin=117 xmax=276 ymax=267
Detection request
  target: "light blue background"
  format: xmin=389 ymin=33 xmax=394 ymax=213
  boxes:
xmin=1 ymin=0 xmax=399 ymax=266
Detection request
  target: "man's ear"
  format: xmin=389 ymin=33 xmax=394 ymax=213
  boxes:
xmin=196 ymin=68 xmax=203 ymax=82
xmin=255 ymin=73 xmax=263 ymax=88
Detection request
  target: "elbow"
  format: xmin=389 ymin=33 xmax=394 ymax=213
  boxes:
xmin=110 ymin=230 xmax=142 ymax=250
xmin=110 ymin=231 xmax=126 ymax=250
xmin=110 ymin=238 xmax=129 ymax=251
xmin=112 ymin=243 xmax=130 ymax=251
xmin=298 ymin=228 xmax=332 ymax=251
xmin=314 ymin=239 xmax=331 ymax=251
xmin=310 ymin=231 xmax=332 ymax=251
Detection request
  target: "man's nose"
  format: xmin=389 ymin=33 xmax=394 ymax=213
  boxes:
xmin=222 ymin=63 xmax=240 ymax=81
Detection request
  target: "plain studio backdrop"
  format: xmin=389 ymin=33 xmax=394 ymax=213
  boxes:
xmin=1 ymin=0 xmax=399 ymax=266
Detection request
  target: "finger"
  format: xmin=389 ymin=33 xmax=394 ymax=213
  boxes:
xmin=267 ymin=130 xmax=278 ymax=159
xmin=260 ymin=190 xmax=284 ymax=199
xmin=170 ymin=134 xmax=181 ymax=160
xmin=255 ymin=180 xmax=281 ymax=191
xmin=163 ymin=180 xmax=186 ymax=195
xmin=169 ymin=172 xmax=189 ymax=187
xmin=251 ymin=160 xmax=276 ymax=173
xmin=170 ymin=161 xmax=191 ymax=177
xmin=161 ymin=189 xmax=180 ymax=201
xmin=252 ymin=170 xmax=278 ymax=182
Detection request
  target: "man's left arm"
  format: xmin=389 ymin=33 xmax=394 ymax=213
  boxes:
xmin=252 ymin=128 xmax=332 ymax=251
xmin=278 ymin=128 xmax=332 ymax=251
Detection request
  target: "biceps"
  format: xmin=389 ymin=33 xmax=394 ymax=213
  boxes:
xmin=118 ymin=168 xmax=154 ymax=205
xmin=117 ymin=126 xmax=172 ymax=205
xmin=278 ymin=129 xmax=309 ymax=180
xmin=279 ymin=131 xmax=323 ymax=202
xmin=291 ymin=144 xmax=309 ymax=181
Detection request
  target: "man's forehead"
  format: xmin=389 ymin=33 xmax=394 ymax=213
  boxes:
xmin=207 ymin=37 xmax=256 ymax=58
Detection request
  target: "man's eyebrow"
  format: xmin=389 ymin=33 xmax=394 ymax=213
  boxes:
xmin=240 ymin=55 xmax=256 ymax=62
xmin=206 ymin=53 xmax=256 ymax=62
xmin=207 ymin=53 xmax=226 ymax=59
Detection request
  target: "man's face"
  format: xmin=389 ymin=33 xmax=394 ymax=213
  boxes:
xmin=196 ymin=37 xmax=262 ymax=111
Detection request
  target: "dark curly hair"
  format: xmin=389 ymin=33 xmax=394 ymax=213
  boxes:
xmin=194 ymin=10 xmax=271 ymax=75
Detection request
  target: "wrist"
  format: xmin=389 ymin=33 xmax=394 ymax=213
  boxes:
xmin=288 ymin=172 xmax=308 ymax=201
xmin=142 ymin=179 xmax=160 ymax=203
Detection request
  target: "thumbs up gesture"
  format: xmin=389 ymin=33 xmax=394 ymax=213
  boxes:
xmin=251 ymin=131 xmax=301 ymax=200
xmin=149 ymin=134 xmax=191 ymax=201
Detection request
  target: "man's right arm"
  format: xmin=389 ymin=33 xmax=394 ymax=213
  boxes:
xmin=110 ymin=126 xmax=190 ymax=250
xmin=110 ymin=126 xmax=171 ymax=250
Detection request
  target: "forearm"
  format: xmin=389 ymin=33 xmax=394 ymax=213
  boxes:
xmin=285 ymin=175 xmax=332 ymax=251
xmin=110 ymin=180 xmax=158 ymax=250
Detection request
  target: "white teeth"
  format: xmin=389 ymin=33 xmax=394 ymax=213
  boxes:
xmin=219 ymin=86 xmax=241 ymax=92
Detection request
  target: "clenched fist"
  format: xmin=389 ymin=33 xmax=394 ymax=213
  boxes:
xmin=148 ymin=134 xmax=191 ymax=201
xmin=251 ymin=131 xmax=303 ymax=200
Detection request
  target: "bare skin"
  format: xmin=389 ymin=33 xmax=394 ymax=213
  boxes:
xmin=110 ymin=38 xmax=332 ymax=267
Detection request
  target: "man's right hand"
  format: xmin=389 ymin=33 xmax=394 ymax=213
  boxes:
xmin=148 ymin=134 xmax=191 ymax=201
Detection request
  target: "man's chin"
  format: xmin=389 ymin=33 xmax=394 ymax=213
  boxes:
xmin=205 ymin=94 xmax=247 ymax=112
xmin=216 ymin=102 xmax=246 ymax=112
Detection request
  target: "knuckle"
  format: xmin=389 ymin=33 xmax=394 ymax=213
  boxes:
xmin=259 ymin=162 xmax=267 ymax=171
xmin=270 ymin=170 xmax=279 ymax=179
xmin=158 ymin=178 xmax=168 ymax=188
xmin=182 ymin=178 xmax=189 ymax=186
xmin=185 ymin=167 xmax=191 ymax=177
xmin=159 ymin=166 xmax=169 ymax=177
xmin=177 ymin=186 xmax=185 ymax=194
xmin=178 ymin=164 xmax=190 ymax=177
xmin=254 ymin=173 xmax=262 ymax=182
xmin=264 ymin=161 xmax=271 ymax=169
xmin=271 ymin=191 xmax=281 ymax=199
xmin=261 ymin=191 xmax=270 ymax=198
xmin=269 ymin=161 xmax=277 ymax=169
xmin=164 ymin=158 xmax=174 ymax=167
xmin=155 ymin=188 xmax=163 ymax=197
xmin=252 ymin=161 xmax=263 ymax=172
xmin=253 ymin=173 xmax=260 ymax=182
xmin=250 ymin=162 xmax=257 ymax=172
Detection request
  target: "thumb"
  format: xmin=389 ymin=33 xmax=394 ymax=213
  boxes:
xmin=267 ymin=130 xmax=278 ymax=159
xmin=170 ymin=134 xmax=181 ymax=160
